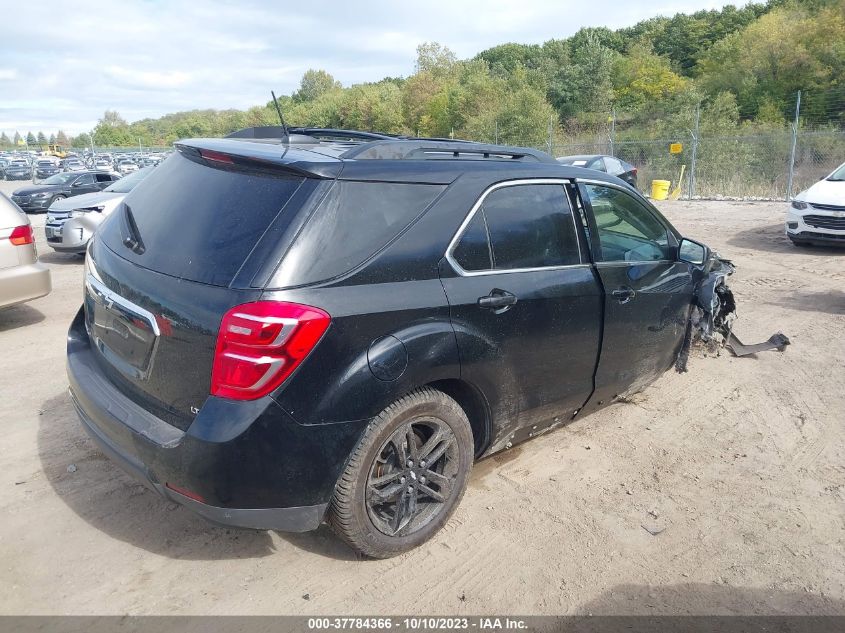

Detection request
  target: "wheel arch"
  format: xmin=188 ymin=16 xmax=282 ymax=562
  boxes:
xmin=425 ymin=378 xmax=491 ymax=458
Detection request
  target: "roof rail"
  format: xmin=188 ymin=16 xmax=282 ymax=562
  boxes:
xmin=340 ymin=140 xmax=557 ymax=163
xmin=287 ymin=128 xmax=396 ymax=142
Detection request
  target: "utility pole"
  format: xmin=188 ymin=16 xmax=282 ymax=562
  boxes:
xmin=609 ymin=108 xmax=616 ymax=156
xmin=688 ymin=102 xmax=701 ymax=200
xmin=786 ymin=90 xmax=801 ymax=201
xmin=547 ymin=113 xmax=553 ymax=155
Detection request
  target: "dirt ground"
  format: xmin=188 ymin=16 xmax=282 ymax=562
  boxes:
xmin=1 ymin=184 xmax=844 ymax=616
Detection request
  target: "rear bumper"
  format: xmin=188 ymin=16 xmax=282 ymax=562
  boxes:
xmin=74 ymin=396 xmax=326 ymax=531
xmin=0 ymin=261 xmax=51 ymax=308
xmin=66 ymin=309 xmax=366 ymax=531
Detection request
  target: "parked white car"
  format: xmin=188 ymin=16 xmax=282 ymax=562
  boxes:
xmin=117 ymin=160 xmax=138 ymax=175
xmin=787 ymin=162 xmax=845 ymax=247
xmin=45 ymin=166 xmax=153 ymax=254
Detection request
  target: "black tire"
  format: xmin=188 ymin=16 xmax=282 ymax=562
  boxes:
xmin=329 ymin=387 xmax=473 ymax=558
xmin=790 ymin=239 xmax=810 ymax=247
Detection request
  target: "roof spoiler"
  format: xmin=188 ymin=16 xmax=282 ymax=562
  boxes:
xmin=225 ymin=126 xmax=318 ymax=144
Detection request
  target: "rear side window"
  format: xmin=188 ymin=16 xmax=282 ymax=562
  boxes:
xmin=272 ymin=181 xmax=444 ymax=287
xmin=98 ymin=151 xmax=304 ymax=286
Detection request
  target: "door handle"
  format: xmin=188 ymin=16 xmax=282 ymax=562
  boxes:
xmin=611 ymin=287 xmax=636 ymax=304
xmin=478 ymin=289 xmax=517 ymax=312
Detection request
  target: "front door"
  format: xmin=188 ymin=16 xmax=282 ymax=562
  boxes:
xmin=440 ymin=181 xmax=603 ymax=448
xmin=577 ymin=182 xmax=695 ymax=412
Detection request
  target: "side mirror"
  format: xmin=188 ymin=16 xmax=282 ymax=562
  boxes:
xmin=678 ymin=238 xmax=708 ymax=265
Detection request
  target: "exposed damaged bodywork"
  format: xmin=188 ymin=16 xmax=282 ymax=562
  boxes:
xmin=676 ymin=253 xmax=788 ymax=372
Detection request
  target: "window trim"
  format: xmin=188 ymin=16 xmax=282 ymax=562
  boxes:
xmin=574 ymin=178 xmax=679 ymax=266
xmin=445 ymin=178 xmax=587 ymax=277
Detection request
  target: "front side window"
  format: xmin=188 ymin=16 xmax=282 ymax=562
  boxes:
xmin=583 ymin=184 xmax=670 ymax=262
xmin=451 ymin=183 xmax=581 ymax=272
xmin=74 ymin=174 xmax=95 ymax=186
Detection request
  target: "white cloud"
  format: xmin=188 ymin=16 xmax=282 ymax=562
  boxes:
xmin=103 ymin=66 xmax=192 ymax=90
xmin=0 ymin=0 xmax=752 ymax=136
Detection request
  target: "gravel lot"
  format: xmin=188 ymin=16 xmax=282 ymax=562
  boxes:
xmin=1 ymin=180 xmax=843 ymax=616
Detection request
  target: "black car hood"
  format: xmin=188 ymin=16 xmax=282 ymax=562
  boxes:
xmin=13 ymin=184 xmax=66 ymax=195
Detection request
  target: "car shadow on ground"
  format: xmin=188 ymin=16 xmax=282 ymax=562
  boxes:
xmin=0 ymin=303 xmax=45 ymax=330
xmin=38 ymin=251 xmax=85 ymax=266
xmin=575 ymin=582 xmax=844 ymax=616
xmin=37 ymin=391 xmax=280 ymax=561
xmin=726 ymin=223 xmax=845 ymax=256
xmin=770 ymin=289 xmax=845 ymax=315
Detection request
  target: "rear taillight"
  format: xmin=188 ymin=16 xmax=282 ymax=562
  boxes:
xmin=211 ymin=301 xmax=331 ymax=400
xmin=9 ymin=225 xmax=34 ymax=246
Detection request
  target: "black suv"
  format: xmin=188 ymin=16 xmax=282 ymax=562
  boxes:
xmin=68 ymin=127 xmax=723 ymax=558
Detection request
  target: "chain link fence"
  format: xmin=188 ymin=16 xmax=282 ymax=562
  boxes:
xmin=548 ymin=128 xmax=844 ymax=200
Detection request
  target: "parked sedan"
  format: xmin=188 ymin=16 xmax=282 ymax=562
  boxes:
xmin=33 ymin=159 xmax=61 ymax=181
xmin=787 ymin=162 xmax=845 ymax=247
xmin=11 ymin=171 xmax=121 ymax=213
xmin=557 ymin=154 xmax=639 ymax=188
xmin=62 ymin=159 xmax=86 ymax=172
xmin=46 ymin=166 xmax=153 ymax=253
xmin=116 ymin=160 xmax=138 ymax=175
xmin=3 ymin=160 xmax=32 ymax=181
xmin=0 ymin=193 xmax=51 ymax=309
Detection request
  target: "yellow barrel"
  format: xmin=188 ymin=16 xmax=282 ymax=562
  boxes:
xmin=651 ymin=179 xmax=671 ymax=200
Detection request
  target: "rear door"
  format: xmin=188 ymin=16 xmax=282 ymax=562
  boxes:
xmin=440 ymin=180 xmax=602 ymax=443
xmin=71 ymin=173 xmax=99 ymax=195
xmin=576 ymin=181 xmax=694 ymax=412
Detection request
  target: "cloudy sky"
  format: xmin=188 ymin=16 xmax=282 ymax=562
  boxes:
xmin=1 ymin=0 xmax=744 ymax=137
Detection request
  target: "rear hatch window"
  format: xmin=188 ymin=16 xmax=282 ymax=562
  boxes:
xmin=98 ymin=150 xmax=305 ymax=286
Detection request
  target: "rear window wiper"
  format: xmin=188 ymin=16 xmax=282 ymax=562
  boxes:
xmin=120 ymin=203 xmax=146 ymax=255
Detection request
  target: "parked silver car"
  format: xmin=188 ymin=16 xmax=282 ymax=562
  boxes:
xmin=45 ymin=166 xmax=154 ymax=254
xmin=0 ymin=193 xmax=51 ymax=308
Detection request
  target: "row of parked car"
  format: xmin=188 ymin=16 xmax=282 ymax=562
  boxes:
xmin=0 ymin=151 xmax=167 ymax=182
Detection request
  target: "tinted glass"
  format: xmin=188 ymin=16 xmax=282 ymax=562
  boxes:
xmin=587 ymin=158 xmax=606 ymax=171
xmin=74 ymin=174 xmax=95 ymax=185
xmin=583 ymin=184 xmax=670 ymax=262
xmin=42 ymin=173 xmax=76 ymax=185
xmin=452 ymin=211 xmax=492 ymax=271
xmin=98 ymin=151 xmax=304 ymax=286
xmin=272 ymin=181 xmax=444 ymax=287
xmin=482 ymin=184 xmax=580 ymax=270
xmin=104 ymin=166 xmax=152 ymax=192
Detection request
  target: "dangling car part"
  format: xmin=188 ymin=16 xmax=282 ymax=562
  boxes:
xmin=676 ymin=252 xmax=788 ymax=372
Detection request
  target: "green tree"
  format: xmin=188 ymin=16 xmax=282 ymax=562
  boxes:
xmin=292 ymin=69 xmax=341 ymax=103
xmin=71 ymin=133 xmax=91 ymax=148
xmin=56 ymin=130 xmax=69 ymax=146
xmin=697 ymin=4 xmax=845 ymax=119
xmin=0 ymin=132 xmax=10 ymax=148
xmin=49 ymin=133 xmax=56 ymax=144
xmin=37 ymin=131 xmax=47 ymax=144
xmin=613 ymin=43 xmax=688 ymax=110
xmin=415 ymin=42 xmax=457 ymax=77
xmin=550 ymin=31 xmax=618 ymax=121
xmin=13 ymin=132 xmax=21 ymax=146
xmin=26 ymin=132 xmax=36 ymax=145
